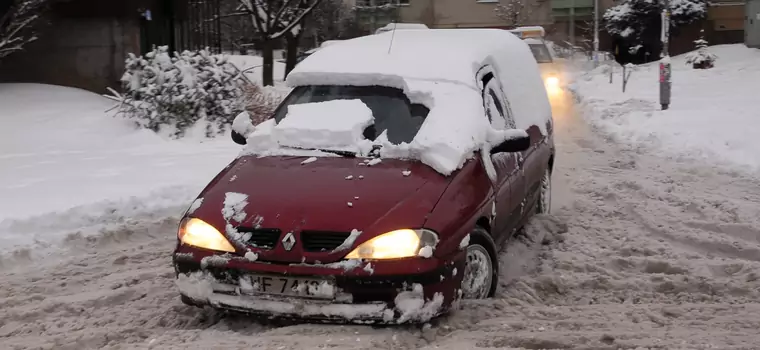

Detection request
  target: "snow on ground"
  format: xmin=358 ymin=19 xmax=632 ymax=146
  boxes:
xmin=0 ymin=83 xmax=241 ymax=259
xmin=571 ymin=44 xmax=760 ymax=173
xmin=2 ymin=80 xmax=760 ymax=348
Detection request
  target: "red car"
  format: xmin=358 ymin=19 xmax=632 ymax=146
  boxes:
xmin=174 ymin=29 xmax=554 ymax=324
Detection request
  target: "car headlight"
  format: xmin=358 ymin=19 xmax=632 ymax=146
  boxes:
xmin=545 ymin=76 xmax=560 ymax=88
xmin=178 ymin=217 xmax=236 ymax=253
xmin=344 ymin=229 xmax=438 ymax=260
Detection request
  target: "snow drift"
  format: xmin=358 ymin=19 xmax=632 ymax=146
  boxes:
xmin=0 ymin=83 xmax=240 ymax=257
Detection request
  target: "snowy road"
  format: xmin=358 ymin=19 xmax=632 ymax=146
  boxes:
xmin=2 ymin=89 xmax=760 ymax=349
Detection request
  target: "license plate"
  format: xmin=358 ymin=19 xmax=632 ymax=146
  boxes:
xmin=239 ymin=274 xmax=336 ymax=300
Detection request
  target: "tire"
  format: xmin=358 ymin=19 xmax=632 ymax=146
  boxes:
xmin=461 ymin=227 xmax=499 ymax=299
xmin=536 ymin=168 xmax=552 ymax=214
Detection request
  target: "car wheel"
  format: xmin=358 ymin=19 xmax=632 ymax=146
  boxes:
xmin=461 ymin=240 xmax=496 ymax=299
xmin=537 ymin=168 xmax=552 ymax=214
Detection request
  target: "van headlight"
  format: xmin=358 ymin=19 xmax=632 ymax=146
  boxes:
xmin=545 ymin=76 xmax=560 ymax=89
xmin=344 ymin=229 xmax=438 ymax=260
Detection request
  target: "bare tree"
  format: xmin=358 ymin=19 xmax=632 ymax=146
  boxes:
xmin=233 ymin=0 xmax=323 ymax=86
xmin=219 ymin=0 xmax=257 ymax=54
xmin=494 ymin=0 xmax=539 ymax=28
xmin=307 ymin=0 xmax=358 ymax=45
xmin=0 ymin=0 xmax=48 ymax=61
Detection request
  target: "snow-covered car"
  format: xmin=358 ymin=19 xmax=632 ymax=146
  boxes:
xmin=174 ymin=29 xmax=554 ymax=324
xmin=295 ymin=40 xmax=345 ymax=65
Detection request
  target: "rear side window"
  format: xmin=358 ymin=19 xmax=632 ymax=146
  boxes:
xmin=481 ymin=74 xmax=516 ymax=130
xmin=529 ymin=44 xmax=553 ymax=63
xmin=273 ymin=85 xmax=429 ymax=145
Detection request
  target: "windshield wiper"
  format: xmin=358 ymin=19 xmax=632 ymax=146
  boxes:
xmin=291 ymin=146 xmax=356 ymax=158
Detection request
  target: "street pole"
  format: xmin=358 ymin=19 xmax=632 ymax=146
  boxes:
xmin=659 ymin=0 xmax=671 ymax=110
xmin=569 ymin=0 xmax=576 ymax=46
xmin=593 ymin=0 xmax=599 ymax=67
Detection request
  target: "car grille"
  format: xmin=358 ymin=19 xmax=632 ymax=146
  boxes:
xmin=301 ymin=231 xmax=351 ymax=252
xmin=237 ymin=228 xmax=281 ymax=249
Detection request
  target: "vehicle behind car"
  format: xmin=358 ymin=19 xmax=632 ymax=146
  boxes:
xmin=509 ymin=26 xmax=563 ymax=94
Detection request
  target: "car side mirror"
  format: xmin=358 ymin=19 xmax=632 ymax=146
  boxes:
xmin=231 ymin=111 xmax=255 ymax=145
xmin=490 ymin=134 xmax=530 ymax=154
xmin=231 ymin=130 xmax=247 ymax=145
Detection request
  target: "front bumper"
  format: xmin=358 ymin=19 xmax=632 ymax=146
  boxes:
xmin=173 ymin=245 xmax=466 ymax=324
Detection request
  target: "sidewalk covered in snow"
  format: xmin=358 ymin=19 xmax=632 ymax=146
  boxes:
xmin=570 ymin=44 xmax=760 ymax=174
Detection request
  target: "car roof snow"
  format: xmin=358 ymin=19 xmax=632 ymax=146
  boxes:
xmin=285 ymin=28 xmax=538 ymax=91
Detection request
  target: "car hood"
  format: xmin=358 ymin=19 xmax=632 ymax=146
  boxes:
xmin=191 ymin=155 xmax=453 ymax=263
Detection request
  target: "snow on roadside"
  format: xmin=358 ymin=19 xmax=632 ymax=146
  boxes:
xmin=570 ymin=44 xmax=760 ymax=173
xmin=0 ymin=83 xmax=240 ymax=258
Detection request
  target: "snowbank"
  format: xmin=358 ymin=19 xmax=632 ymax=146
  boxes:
xmin=571 ymin=44 xmax=760 ymax=173
xmin=0 ymin=83 xmax=240 ymax=256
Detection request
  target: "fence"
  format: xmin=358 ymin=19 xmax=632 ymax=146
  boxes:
xmin=139 ymin=0 xmax=223 ymax=55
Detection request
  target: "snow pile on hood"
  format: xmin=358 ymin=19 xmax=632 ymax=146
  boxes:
xmin=272 ymin=99 xmax=374 ymax=150
xmin=240 ymin=29 xmax=550 ymax=176
xmin=572 ymin=44 xmax=760 ymax=172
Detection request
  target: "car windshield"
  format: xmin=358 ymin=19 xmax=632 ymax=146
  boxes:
xmin=529 ymin=44 xmax=553 ymax=63
xmin=272 ymin=85 xmax=430 ymax=145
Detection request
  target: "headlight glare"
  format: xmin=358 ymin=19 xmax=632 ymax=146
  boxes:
xmin=545 ymin=76 xmax=560 ymax=88
xmin=178 ymin=217 xmax=236 ymax=252
xmin=344 ymin=229 xmax=438 ymax=260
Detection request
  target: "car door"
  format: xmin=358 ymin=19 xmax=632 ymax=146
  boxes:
xmin=479 ymin=71 xmax=525 ymax=244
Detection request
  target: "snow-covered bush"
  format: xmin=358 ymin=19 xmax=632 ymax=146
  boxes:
xmin=241 ymin=84 xmax=283 ymax=126
xmin=685 ymin=30 xmax=716 ymax=69
xmin=111 ymin=46 xmax=244 ymax=137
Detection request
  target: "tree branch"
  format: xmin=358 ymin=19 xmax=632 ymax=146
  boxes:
xmin=269 ymin=0 xmax=322 ymax=39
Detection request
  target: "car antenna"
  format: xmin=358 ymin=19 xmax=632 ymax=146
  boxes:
xmin=387 ymin=21 xmax=397 ymax=54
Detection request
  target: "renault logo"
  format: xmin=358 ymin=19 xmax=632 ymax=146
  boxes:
xmin=281 ymin=232 xmax=296 ymax=251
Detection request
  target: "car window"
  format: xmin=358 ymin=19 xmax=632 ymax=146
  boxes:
xmin=529 ymin=44 xmax=553 ymax=63
xmin=273 ymin=85 xmax=429 ymax=145
xmin=482 ymin=76 xmax=516 ymax=130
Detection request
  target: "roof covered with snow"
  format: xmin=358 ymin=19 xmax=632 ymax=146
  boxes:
xmin=288 ymin=29 xmax=538 ymax=92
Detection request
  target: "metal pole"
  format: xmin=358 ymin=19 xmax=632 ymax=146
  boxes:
xmin=659 ymin=0 xmax=671 ymax=110
xmin=593 ymin=0 xmax=599 ymax=67
xmin=569 ymin=0 xmax=575 ymax=46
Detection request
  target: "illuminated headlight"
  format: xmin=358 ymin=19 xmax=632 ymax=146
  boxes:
xmin=545 ymin=76 xmax=560 ymax=89
xmin=344 ymin=229 xmax=439 ymax=260
xmin=178 ymin=217 xmax=236 ymax=253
